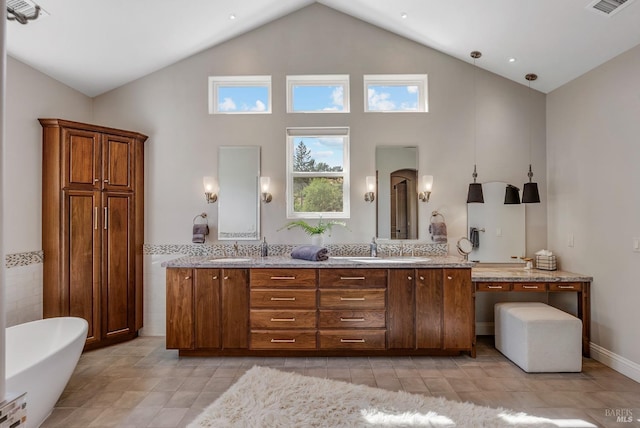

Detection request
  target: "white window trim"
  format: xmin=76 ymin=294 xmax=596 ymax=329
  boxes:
xmin=286 ymin=75 xmax=350 ymax=113
xmin=286 ymin=127 xmax=350 ymax=219
xmin=363 ymin=74 xmax=429 ymax=113
xmin=208 ymin=75 xmax=272 ymax=114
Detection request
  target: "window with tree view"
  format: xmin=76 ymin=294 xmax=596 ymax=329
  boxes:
xmin=286 ymin=127 xmax=350 ymax=219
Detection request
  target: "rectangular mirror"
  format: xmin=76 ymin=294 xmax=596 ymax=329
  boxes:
xmin=218 ymin=146 xmax=260 ymax=240
xmin=467 ymin=181 xmax=525 ymax=262
xmin=375 ymin=146 xmax=419 ymax=240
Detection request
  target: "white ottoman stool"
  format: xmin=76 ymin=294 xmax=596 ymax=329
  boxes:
xmin=495 ymin=302 xmax=582 ymax=373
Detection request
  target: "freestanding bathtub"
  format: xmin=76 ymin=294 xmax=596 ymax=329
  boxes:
xmin=5 ymin=317 xmax=88 ymax=428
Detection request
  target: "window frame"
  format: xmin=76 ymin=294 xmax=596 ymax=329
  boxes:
xmin=286 ymin=127 xmax=350 ymax=219
xmin=363 ymin=74 xmax=429 ymax=113
xmin=208 ymin=75 xmax=272 ymax=114
xmin=286 ymin=75 xmax=350 ymax=113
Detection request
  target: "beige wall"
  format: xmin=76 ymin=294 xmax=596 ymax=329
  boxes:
xmin=5 ymin=56 xmax=93 ymax=253
xmin=547 ymin=44 xmax=640 ymax=378
xmin=93 ymin=4 xmax=548 ymax=252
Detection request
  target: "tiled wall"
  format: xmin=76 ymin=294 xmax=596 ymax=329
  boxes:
xmin=4 ymin=251 xmax=43 ymax=327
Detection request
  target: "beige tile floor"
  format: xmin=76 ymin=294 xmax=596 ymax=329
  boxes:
xmin=42 ymin=336 xmax=640 ymax=428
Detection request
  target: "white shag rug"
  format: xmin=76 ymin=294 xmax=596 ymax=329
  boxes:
xmin=189 ymin=366 xmax=557 ymax=427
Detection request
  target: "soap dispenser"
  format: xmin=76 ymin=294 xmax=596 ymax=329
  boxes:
xmin=261 ymin=237 xmax=269 ymax=257
xmin=370 ymin=237 xmax=378 ymax=257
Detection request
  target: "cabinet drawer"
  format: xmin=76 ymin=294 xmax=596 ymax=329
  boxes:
xmin=250 ymin=310 xmax=317 ymax=329
xmin=319 ymin=289 xmax=385 ymax=309
xmin=250 ymin=289 xmax=316 ymax=309
xmin=250 ymin=269 xmax=316 ymax=288
xmin=318 ymin=310 xmax=385 ymax=328
xmin=250 ymin=330 xmax=317 ymax=350
xmin=476 ymin=282 xmax=512 ymax=292
xmin=318 ymin=330 xmax=386 ymax=350
xmin=319 ymin=269 xmax=387 ymax=288
xmin=512 ymin=282 xmax=547 ymax=292
xmin=549 ymin=282 xmax=582 ymax=292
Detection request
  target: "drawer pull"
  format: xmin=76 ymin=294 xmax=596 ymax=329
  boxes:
xmin=447 ymin=276 xmax=453 ymax=280
xmin=522 ymin=285 xmax=539 ymax=289
xmin=270 ymin=276 xmax=296 ymax=280
xmin=270 ymin=297 xmax=296 ymax=301
xmin=340 ymin=317 xmax=365 ymax=322
xmin=340 ymin=297 xmax=365 ymax=301
xmin=270 ymin=339 xmax=296 ymax=343
xmin=224 ymin=276 xmax=229 ymax=280
xmin=184 ymin=276 xmax=191 ymax=280
xmin=340 ymin=339 xmax=366 ymax=343
xmin=212 ymin=276 xmax=218 ymax=280
xmin=558 ymin=285 xmax=575 ymax=289
xmin=270 ymin=318 xmax=296 ymax=322
xmin=340 ymin=276 xmax=365 ymax=280
xmin=419 ymin=276 xmax=424 ymax=281
xmin=487 ymin=285 xmax=503 ymax=289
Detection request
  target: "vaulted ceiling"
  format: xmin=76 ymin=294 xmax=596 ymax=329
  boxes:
xmin=6 ymin=0 xmax=640 ymax=97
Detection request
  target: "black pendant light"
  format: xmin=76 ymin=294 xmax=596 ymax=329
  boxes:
xmin=467 ymin=51 xmax=484 ymax=204
xmin=504 ymin=184 xmax=521 ymax=204
xmin=522 ymin=73 xmax=541 ymax=203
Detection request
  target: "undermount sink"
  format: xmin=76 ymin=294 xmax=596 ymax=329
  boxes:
xmin=345 ymin=257 xmax=431 ymax=264
xmin=207 ymin=258 xmax=252 ymax=263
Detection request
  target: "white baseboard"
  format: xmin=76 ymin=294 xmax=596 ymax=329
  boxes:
xmin=475 ymin=322 xmax=494 ymax=336
xmin=590 ymin=343 xmax=640 ymax=383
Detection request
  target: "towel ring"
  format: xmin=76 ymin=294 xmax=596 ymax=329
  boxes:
xmin=430 ymin=210 xmax=445 ymax=224
xmin=193 ymin=212 xmax=208 ymax=225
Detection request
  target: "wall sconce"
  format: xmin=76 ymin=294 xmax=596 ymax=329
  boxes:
xmin=203 ymin=176 xmax=218 ymax=204
xmin=260 ymin=176 xmax=273 ymax=203
xmin=364 ymin=176 xmax=376 ymax=202
xmin=418 ymin=175 xmax=434 ymax=202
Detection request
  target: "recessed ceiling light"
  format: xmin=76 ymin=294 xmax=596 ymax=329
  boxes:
xmin=400 ymin=12 xmax=408 ymax=19
xmin=229 ymin=14 xmax=236 ymax=20
xmin=508 ymin=57 xmax=517 ymax=63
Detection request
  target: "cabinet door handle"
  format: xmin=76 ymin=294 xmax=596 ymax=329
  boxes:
xmin=103 ymin=207 xmax=108 ymax=229
xmin=408 ymin=276 xmax=413 ymax=280
xmin=212 ymin=276 xmax=218 ymax=280
xmin=340 ymin=338 xmax=366 ymax=343
xmin=340 ymin=276 xmax=365 ymax=280
xmin=270 ymin=276 xmax=296 ymax=280
xmin=94 ymin=207 xmax=98 ymax=229
xmin=340 ymin=317 xmax=365 ymax=322
xmin=94 ymin=178 xmax=99 ymax=183
xmin=270 ymin=297 xmax=296 ymax=301
xmin=184 ymin=276 xmax=191 ymax=280
xmin=447 ymin=276 xmax=453 ymax=280
xmin=523 ymin=285 xmax=539 ymax=289
xmin=270 ymin=339 xmax=296 ymax=343
xmin=340 ymin=297 xmax=365 ymax=301
xmin=270 ymin=318 xmax=296 ymax=322
xmin=103 ymin=179 xmax=109 ymax=183
xmin=224 ymin=276 xmax=229 ymax=280
xmin=487 ymin=285 xmax=503 ymax=289
xmin=419 ymin=276 xmax=424 ymax=281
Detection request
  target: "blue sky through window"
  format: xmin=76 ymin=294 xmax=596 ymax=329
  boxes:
xmin=218 ymin=86 xmax=269 ymax=112
xmin=293 ymin=136 xmax=344 ymax=170
xmin=292 ymin=85 xmax=344 ymax=112
xmin=367 ymin=85 xmax=419 ymax=111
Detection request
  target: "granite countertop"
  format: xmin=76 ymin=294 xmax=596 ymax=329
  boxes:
xmin=472 ymin=266 xmax=593 ymax=282
xmin=162 ymin=255 xmax=473 ymax=269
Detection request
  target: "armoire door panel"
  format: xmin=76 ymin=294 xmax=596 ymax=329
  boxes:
xmin=102 ymin=193 xmax=134 ymax=337
xmin=65 ymin=190 xmax=100 ymax=344
xmin=63 ymin=128 xmax=100 ymax=189
xmin=102 ymin=134 xmax=133 ymax=191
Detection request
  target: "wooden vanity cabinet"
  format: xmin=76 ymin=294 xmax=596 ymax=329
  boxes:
xmin=388 ymin=268 xmax=474 ymax=353
xmin=166 ymin=268 xmax=249 ymax=350
xmin=41 ymin=119 xmax=147 ymax=350
xmin=318 ymin=269 xmax=387 ymax=350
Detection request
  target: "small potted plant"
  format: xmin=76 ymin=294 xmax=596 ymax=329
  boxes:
xmin=279 ymin=218 xmax=348 ymax=246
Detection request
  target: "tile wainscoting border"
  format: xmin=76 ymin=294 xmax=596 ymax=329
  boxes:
xmin=5 ymin=250 xmax=44 ymax=268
